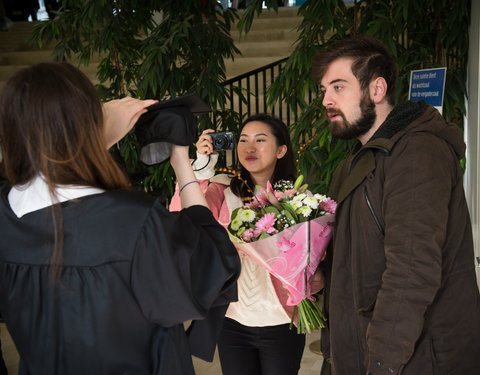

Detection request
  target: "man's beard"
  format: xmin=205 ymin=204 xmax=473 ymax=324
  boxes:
xmin=326 ymin=93 xmax=377 ymax=140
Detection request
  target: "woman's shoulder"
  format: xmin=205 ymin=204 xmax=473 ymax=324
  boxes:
xmin=209 ymin=173 xmax=233 ymax=187
xmin=73 ymin=190 xmax=164 ymax=225
xmin=103 ymin=189 xmax=157 ymax=204
xmin=79 ymin=189 xmax=157 ymax=211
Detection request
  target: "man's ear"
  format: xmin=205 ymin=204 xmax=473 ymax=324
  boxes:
xmin=370 ymin=77 xmax=388 ymax=104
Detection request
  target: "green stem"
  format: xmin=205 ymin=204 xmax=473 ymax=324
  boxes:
xmin=290 ymin=305 xmax=297 ymax=331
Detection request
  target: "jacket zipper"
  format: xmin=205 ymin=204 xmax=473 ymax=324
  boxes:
xmin=364 ymin=186 xmax=384 ymax=236
xmin=348 ymin=145 xmax=389 ymax=175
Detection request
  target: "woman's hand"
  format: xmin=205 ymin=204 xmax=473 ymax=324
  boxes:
xmin=310 ymin=268 xmax=325 ymax=294
xmin=196 ymin=129 xmax=216 ymax=155
xmin=103 ymin=97 xmax=158 ymax=148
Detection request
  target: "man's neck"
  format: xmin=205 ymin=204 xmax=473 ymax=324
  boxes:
xmin=357 ymin=103 xmax=394 ymax=145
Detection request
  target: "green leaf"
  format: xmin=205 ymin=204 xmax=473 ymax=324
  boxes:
xmin=281 ymin=202 xmax=299 ymax=223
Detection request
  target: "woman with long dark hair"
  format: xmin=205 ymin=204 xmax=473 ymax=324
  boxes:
xmin=171 ymin=114 xmax=319 ymax=375
xmin=0 ymin=62 xmax=240 ymax=375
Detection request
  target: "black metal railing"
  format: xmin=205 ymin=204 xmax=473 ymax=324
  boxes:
xmin=221 ymin=57 xmax=313 ymax=127
xmin=216 ymin=57 xmax=315 ymax=168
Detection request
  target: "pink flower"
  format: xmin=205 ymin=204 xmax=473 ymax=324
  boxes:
xmin=240 ymin=228 xmax=256 ymax=242
xmin=257 ymin=181 xmax=281 ymax=209
xmin=275 ymin=236 xmax=296 ymax=252
xmin=254 ymin=212 xmax=277 ymax=235
xmin=320 ymin=198 xmax=337 ymax=214
xmin=274 ymin=189 xmax=297 ymax=200
xmin=245 ymin=200 xmax=264 ymax=209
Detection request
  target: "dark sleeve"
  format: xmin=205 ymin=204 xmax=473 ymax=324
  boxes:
xmin=131 ymin=202 xmax=240 ymax=329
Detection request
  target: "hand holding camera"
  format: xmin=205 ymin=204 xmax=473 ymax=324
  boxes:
xmin=196 ymin=129 xmax=235 ymax=155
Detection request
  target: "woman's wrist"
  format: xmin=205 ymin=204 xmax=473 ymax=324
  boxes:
xmin=179 ymin=180 xmax=200 ymax=193
xmin=192 ymin=152 xmax=218 ymax=180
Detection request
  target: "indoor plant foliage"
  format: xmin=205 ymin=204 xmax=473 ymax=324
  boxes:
xmin=243 ymin=0 xmax=470 ymax=194
xmin=28 ymin=0 xmax=470 ymax=199
xmin=30 ymin=0 xmax=241 ymax=198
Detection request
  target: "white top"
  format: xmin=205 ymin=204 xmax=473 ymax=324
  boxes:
xmin=193 ymin=152 xmax=290 ymax=327
xmin=8 ymin=175 xmax=104 ymax=218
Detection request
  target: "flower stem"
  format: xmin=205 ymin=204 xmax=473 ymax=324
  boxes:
xmin=289 ymin=297 xmax=327 ymax=334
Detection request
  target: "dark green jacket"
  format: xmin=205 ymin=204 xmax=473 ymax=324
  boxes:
xmin=322 ymin=101 xmax=480 ymax=375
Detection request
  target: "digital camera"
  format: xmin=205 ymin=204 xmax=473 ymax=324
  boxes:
xmin=210 ymin=131 xmax=235 ymax=151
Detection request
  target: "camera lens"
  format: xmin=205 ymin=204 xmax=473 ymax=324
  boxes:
xmin=213 ymin=135 xmax=228 ymax=149
xmin=210 ymin=132 xmax=234 ymax=151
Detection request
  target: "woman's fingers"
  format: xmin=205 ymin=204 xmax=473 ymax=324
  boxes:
xmin=103 ymin=97 xmax=157 ymax=148
xmin=196 ymin=129 xmax=215 ymax=155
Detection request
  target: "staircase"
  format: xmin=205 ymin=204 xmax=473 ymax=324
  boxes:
xmin=0 ymin=6 xmax=301 ymax=90
xmin=226 ymin=6 xmax=301 ymax=78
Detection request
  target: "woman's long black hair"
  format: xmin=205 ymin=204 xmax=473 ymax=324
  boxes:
xmin=230 ymin=114 xmax=296 ymax=199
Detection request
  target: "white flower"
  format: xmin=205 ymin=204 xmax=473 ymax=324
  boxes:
xmin=297 ymin=205 xmax=312 ymax=218
xmin=230 ymin=217 xmax=243 ymax=231
xmin=238 ymin=208 xmax=256 ymax=222
xmin=303 ymin=196 xmax=319 ymax=209
xmin=314 ymin=193 xmax=327 ymax=202
xmin=292 ymin=193 xmax=307 ymax=202
xmin=289 ymin=200 xmax=303 ymax=210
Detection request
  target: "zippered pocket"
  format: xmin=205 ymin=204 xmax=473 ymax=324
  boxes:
xmin=364 ymin=186 xmax=384 ymax=236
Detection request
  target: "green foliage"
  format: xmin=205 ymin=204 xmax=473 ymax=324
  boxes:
xmin=29 ymin=0 xmax=240 ymax=199
xmin=28 ymin=0 xmax=470 ymax=198
xmin=236 ymin=0 xmax=279 ymax=35
xmin=240 ymin=0 xmax=470 ymax=194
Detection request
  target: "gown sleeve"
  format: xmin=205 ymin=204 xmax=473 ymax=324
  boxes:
xmin=131 ymin=201 xmax=240 ymax=359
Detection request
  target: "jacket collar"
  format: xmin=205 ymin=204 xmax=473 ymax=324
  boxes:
xmin=349 ymin=100 xmax=429 ymax=156
xmin=330 ymin=101 xmax=429 ymax=205
xmin=370 ymin=100 xmax=428 ymax=143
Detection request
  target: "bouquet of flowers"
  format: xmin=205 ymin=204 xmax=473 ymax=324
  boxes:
xmin=227 ymin=176 xmax=336 ymax=333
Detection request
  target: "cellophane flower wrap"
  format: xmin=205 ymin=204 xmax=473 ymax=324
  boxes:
xmin=227 ymin=176 xmax=336 ymax=333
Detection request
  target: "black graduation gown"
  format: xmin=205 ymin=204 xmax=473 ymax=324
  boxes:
xmin=0 ymin=188 xmax=240 ymax=375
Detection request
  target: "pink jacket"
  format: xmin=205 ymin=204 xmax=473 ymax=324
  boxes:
xmin=170 ymin=178 xmax=297 ymax=321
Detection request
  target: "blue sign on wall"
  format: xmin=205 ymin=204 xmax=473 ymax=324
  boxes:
xmin=409 ymin=67 xmax=447 ymax=114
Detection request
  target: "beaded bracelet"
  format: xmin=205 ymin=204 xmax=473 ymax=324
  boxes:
xmin=179 ymin=180 xmax=200 ymax=193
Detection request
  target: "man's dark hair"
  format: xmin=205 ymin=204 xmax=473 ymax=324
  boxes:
xmin=312 ymin=36 xmax=399 ymax=105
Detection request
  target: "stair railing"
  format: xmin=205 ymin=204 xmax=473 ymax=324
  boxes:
xmin=221 ymin=56 xmax=313 ymax=127
xmin=216 ymin=56 xmax=315 ymax=168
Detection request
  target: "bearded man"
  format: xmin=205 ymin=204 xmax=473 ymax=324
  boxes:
xmin=311 ymin=36 xmax=480 ymax=375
